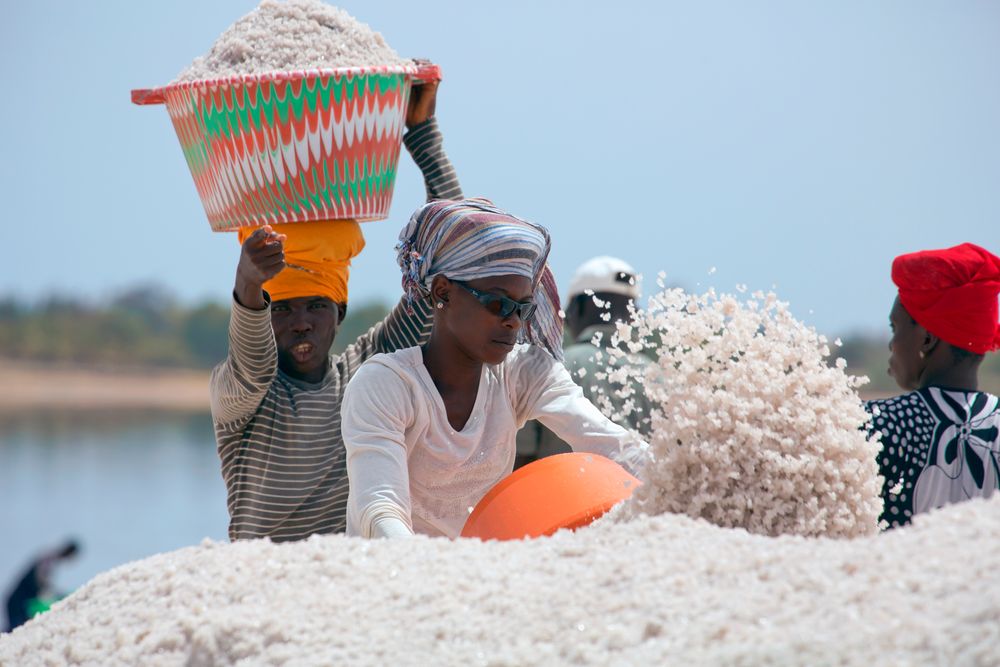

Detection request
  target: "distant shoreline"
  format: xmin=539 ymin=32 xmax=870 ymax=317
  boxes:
xmin=0 ymin=360 xmax=211 ymax=413
xmin=0 ymin=359 xmax=895 ymax=413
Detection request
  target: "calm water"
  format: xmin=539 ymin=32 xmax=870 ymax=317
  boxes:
xmin=0 ymin=411 xmax=229 ymax=597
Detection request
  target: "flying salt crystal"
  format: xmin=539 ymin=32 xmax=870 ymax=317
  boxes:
xmin=610 ymin=283 xmax=880 ymax=539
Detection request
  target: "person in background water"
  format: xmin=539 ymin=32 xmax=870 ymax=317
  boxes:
xmin=514 ymin=256 xmax=653 ymax=468
xmin=342 ymin=199 xmax=646 ymax=539
xmin=210 ymin=80 xmax=462 ymax=542
xmin=866 ymin=242 xmax=1000 ymax=529
xmin=4 ymin=540 xmax=79 ymax=632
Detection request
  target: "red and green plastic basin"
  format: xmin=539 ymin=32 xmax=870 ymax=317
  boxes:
xmin=132 ymin=63 xmax=440 ymax=231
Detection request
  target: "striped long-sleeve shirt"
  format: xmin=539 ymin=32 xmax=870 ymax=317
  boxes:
xmin=210 ymin=118 xmax=463 ymax=542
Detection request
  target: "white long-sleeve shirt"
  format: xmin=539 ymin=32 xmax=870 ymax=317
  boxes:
xmin=342 ymin=344 xmax=646 ymax=539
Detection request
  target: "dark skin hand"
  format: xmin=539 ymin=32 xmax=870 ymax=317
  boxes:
xmin=234 ymin=225 xmax=287 ymax=311
xmin=422 ymin=274 xmax=534 ymax=431
xmin=406 ymin=62 xmax=438 ymax=129
xmin=887 ymin=296 xmax=980 ymax=392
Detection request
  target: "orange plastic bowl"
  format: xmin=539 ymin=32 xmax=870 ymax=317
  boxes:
xmin=461 ymin=452 xmax=641 ymax=541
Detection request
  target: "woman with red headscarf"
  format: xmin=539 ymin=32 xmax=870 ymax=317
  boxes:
xmin=866 ymin=243 xmax=1000 ymax=529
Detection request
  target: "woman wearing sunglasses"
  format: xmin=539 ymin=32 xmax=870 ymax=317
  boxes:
xmin=341 ymin=198 xmax=646 ymax=538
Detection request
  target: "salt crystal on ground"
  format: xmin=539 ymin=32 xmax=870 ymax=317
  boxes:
xmin=1 ymin=498 xmax=997 ymax=665
xmin=173 ymin=0 xmax=411 ymax=83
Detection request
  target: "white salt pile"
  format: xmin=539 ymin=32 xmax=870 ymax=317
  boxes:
xmin=600 ymin=285 xmax=883 ymax=538
xmin=2 ymin=498 xmax=998 ymax=665
xmin=174 ymin=0 xmax=411 ymax=82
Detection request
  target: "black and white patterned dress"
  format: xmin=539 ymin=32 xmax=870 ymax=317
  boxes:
xmin=865 ymin=387 xmax=1000 ymax=529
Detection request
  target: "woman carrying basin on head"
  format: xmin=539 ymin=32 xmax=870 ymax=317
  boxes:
xmin=341 ymin=198 xmax=646 ymax=538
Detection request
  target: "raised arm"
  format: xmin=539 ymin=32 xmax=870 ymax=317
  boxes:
xmin=210 ymin=226 xmax=287 ymax=427
xmin=403 ymin=78 xmax=463 ymax=202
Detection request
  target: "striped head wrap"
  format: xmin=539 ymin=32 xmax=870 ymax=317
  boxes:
xmin=396 ymin=198 xmax=564 ymax=360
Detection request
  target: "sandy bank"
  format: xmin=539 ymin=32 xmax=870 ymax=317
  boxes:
xmin=0 ymin=360 xmax=895 ymax=414
xmin=0 ymin=361 xmax=210 ymax=413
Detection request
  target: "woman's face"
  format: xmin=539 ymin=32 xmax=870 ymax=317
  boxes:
xmin=887 ymin=296 xmax=926 ymax=391
xmin=437 ymin=274 xmax=534 ymax=365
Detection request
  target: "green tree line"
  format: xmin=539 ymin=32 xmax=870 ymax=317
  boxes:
xmin=0 ymin=287 xmax=997 ymax=394
xmin=0 ymin=286 xmax=391 ymax=369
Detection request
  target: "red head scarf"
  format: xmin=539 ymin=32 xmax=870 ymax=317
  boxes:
xmin=891 ymin=242 xmax=1000 ymax=354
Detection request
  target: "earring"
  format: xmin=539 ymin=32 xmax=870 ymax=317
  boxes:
xmin=919 ymin=351 xmax=925 ymax=359
xmin=436 ymin=302 xmax=444 ymax=309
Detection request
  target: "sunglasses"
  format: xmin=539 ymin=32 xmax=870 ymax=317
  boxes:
xmin=452 ymin=280 xmax=537 ymax=322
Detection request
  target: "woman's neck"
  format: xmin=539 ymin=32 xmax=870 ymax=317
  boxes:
xmin=421 ymin=331 xmax=483 ymax=393
xmin=919 ymin=365 xmax=979 ymax=392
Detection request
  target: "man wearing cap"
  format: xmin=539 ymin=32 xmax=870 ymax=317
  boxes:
xmin=515 ymin=256 xmax=653 ymax=467
xmin=210 ymin=81 xmax=462 ymax=542
xmin=866 ymin=242 xmax=1000 ymax=529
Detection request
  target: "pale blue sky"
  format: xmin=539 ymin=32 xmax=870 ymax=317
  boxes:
xmin=2 ymin=0 xmax=998 ymax=336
